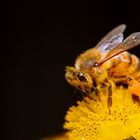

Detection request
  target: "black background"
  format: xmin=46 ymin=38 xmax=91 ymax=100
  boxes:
xmin=3 ymin=0 xmax=140 ymax=140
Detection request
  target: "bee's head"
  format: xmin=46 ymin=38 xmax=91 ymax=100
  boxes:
xmin=65 ymin=66 xmax=93 ymax=94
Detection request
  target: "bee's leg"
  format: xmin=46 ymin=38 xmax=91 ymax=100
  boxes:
xmin=128 ymin=79 xmax=140 ymax=104
xmin=114 ymin=76 xmax=140 ymax=103
xmin=86 ymin=87 xmax=99 ymax=100
xmin=128 ymin=79 xmax=140 ymax=95
xmin=114 ymin=76 xmax=132 ymax=88
xmin=107 ymin=82 xmax=112 ymax=113
xmin=83 ymin=93 xmax=94 ymax=100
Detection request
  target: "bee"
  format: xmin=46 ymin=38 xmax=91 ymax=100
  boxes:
xmin=65 ymin=24 xmax=140 ymax=101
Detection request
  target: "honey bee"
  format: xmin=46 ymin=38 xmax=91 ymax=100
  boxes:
xmin=65 ymin=24 xmax=140 ymax=101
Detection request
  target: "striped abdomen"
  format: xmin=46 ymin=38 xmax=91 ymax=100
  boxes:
xmin=107 ymin=51 xmax=140 ymax=81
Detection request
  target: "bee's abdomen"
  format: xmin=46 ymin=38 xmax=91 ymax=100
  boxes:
xmin=108 ymin=51 xmax=140 ymax=81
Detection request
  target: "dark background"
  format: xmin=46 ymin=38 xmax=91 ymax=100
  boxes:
xmin=3 ymin=0 xmax=140 ymax=140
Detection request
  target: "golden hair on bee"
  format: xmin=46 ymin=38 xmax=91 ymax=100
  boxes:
xmin=65 ymin=24 xmax=140 ymax=99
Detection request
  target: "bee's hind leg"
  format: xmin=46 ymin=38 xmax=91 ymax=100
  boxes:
xmin=114 ymin=76 xmax=132 ymax=88
xmin=114 ymin=76 xmax=140 ymax=103
xmin=128 ymin=79 xmax=140 ymax=104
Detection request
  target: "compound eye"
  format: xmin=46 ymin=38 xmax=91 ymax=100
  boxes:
xmin=77 ymin=73 xmax=87 ymax=82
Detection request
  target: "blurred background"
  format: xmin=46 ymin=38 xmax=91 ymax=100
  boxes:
xmin=3 ymin=0 xmax=140 ymax=140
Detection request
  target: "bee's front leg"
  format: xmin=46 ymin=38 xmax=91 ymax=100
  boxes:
xmin=107 ymin=82 xmax=112 ymax=112
xmin=102 ymin=80 xmax=113 ymax=112
xmin=103 ymin=80 xmax=113 ymax=113
xmin=92 ymin=80 xmax=113 ymax=105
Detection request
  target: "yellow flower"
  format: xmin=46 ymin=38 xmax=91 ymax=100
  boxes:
xmin=64 ymin=87 xmax=140 ymax=140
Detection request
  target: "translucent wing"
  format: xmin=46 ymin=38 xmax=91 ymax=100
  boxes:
xmin=95 ymin=33 xmax=124 ymax=64
xmin=96 ymin=32 xmax=140 ymax=66
xmin=96 ymin=24 xmax=126 ymax=47
xmin=98 ymin=34 xmax=124 ymax=53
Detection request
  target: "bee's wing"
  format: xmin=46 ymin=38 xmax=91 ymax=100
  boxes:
xmin=96 ymin=32 xmax=140 ymax=65
xmin=97 ymin=34 xmax=124 ymax=52
xmin=96 ymin=24 xmax=126 ymax=47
